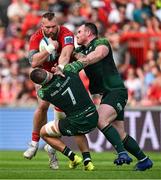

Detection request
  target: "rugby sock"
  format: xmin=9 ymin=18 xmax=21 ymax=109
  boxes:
xmin=32 ymin=131 xmax=40 ymax=142
xmin=62 ymin=146 xmax=75 ymax=161
xmin=31 ymin=141 xmax=38 ymax=147
xmin=122 ymin=134 xmax=146 ymax=160
xmin=101 ymin=125 xmax=125 ymax=153
xmin=82 ymin=152 xmax=91 ymax=165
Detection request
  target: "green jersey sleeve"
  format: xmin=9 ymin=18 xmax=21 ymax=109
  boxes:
xmin=95 ymin=38 xmax=110 ymax=48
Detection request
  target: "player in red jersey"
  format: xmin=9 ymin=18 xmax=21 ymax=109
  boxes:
xmin=23 ymin=12 xmax=93 ymax=171
xmin=28 ymin=19 xmax=74 ymax=72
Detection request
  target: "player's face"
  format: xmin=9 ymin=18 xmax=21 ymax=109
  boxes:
xmin=76 ymin=25 xmax=88 ymax=45
xmin=41 ymin=17 xmax=58 ymax=39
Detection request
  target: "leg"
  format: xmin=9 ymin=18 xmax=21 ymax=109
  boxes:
xmin=74 ymin=135 xmax=95 ymax=171
xmin=113 ymin=120 xmax=153 ymax=171
xmin=55 ymin=109 xmax=95 ymax=170
xmin=41 ymin=120 xmax=82 ymax=169
xmin=43 ymin=107 xmax=65 ymax=170
xmin=97 ymin=104 xmax=132 ymax=165
xmin=74 ymin=135 xmax=89 ymax=152
xmin=23 ymin=97 xmax=50 ymax=159
xmin=32 ymin=99 xmax=49 ymax=132
xmin=33 ymin=84 xmax=49 ymax=137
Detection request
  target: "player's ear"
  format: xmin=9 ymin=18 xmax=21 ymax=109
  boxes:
xmin=86 ymin=29 xmax=92 ymax=37
xmin=40 ymin=22 xmax=44 ymax=29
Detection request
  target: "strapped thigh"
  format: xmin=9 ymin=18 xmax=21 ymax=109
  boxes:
xmin=45 ymin=119 xmax=62 ymax=137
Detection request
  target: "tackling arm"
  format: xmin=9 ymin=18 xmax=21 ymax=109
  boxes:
xmin=29 ymin=50 xmax=51 ymax=68
xmin=62 ymin=45 xmax=109 ymax=73
xmin=58 ymin=45 xmax=74 ymax=65
xmin=29 ymin=39 xmax=59 ymax=68
xmin=78 ymin=45 xmax=109 ymax=67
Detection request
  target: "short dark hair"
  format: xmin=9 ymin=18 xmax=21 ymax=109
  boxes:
xmin=30 ymin=68 xmax=47 ymax=84
xmin=84 ymin=22 xmax=98 ymax=36
xmin=42 ymin=12 xmax=55 ymax=20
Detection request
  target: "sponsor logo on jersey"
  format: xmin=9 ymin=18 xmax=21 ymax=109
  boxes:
xmin=64 ymin=36 xmax=73 ymax=44
xmin=89 ymin=46 xmax=92 ymax=51
xmin=116 ymin=102 xmax=123 ymax=112
xmin=38 ymin=90 xmax=44 ymax=99
xmin=66 ymin=129 xmax=72 ymax=135
xmin=77 ymin=129 xmax=90 ymax=134
xmin=56 ymin=83 xmax=61 ymax=87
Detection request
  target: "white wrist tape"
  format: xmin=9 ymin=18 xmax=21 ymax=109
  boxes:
xmin=46 ymin=44 xmax=55 ymax=54
xmin=58 ymin=64 xmax=64 ymax=71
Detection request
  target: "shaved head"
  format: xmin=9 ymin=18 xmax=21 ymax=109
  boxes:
xmin=30 ymin=68 xmax=47 ymax=85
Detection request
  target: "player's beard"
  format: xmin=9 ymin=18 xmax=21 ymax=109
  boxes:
xmin=44 ymin=32 xmax=53 ymax=38
xmin=44 ymin=29 xmax=58 ymax=40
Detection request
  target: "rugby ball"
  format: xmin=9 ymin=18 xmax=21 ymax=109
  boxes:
xmin=39 ymin=37 xmax=57 ymax=61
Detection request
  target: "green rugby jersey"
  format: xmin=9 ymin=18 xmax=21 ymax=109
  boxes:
xmin=38 ymin=71 xmax=96 ymax=117
xmin=75 ymin=38 xmax=126 ymax=94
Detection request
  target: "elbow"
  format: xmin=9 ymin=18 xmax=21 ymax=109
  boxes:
xmin=31 ymin=61 xmax=38 ymax=68
xmin=29 ymin=55 xmax=39 ymax=68
xmin=30 ymin=57 xmax=40 ymax=68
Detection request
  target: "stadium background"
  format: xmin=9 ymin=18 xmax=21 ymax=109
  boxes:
xmin=0 ymin=0 xmax=161 ymax=152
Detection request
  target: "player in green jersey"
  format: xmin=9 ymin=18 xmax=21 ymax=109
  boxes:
xmin=61 ymin=23 xmax=153 ymax=171
xmin=29 ymin=67 xmax=98 ymax=171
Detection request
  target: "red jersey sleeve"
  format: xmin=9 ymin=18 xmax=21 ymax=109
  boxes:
xmin=28 ymin=27 xmax=74 ymax=72
xmin=58 ymin=26 xmax=74 ymax=49
xmin=29 ymin=29 xmax=43 ymax=51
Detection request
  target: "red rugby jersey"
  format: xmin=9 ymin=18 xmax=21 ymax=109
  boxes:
xmin=29 ymin=26 xmax=74 ymax=72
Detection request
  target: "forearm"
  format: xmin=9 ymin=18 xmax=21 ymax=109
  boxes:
xmin=79 ymin=51 xmax=104 ymax=67
xmin=58 ymin=55 xmax=71 ymax=66
xmin=31 ymin=42 xmax=57 ymax=68
xmin=72 ymin=52 xmax=86 ymax=60
xmin=76 ymin=45 xmax=109 ymax=67
xmin=58 ymin=45 xmax=74 ymax=65
xmin=57 ymin=45 xmax=108 ymax=74
xmin=62 ymin=60 xmax=84 ymax=73
xmin=31 ymin=51 xmax=50 ymax=68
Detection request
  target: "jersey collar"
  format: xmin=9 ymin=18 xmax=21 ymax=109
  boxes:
xmin=85 ymin=37 xmax=97 ymax=48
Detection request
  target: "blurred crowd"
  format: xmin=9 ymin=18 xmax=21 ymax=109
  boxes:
xmin=0 ymin=0 xmax=161 ymax=107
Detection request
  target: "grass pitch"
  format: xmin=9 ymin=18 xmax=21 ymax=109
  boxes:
xmin=0 ymin=151 xmax=160 ymax=179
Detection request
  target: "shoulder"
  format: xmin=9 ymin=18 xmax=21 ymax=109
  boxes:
xmin=29 ymin=29 xmax=43 ymax=50
xmin=37 ymin=88 xmax=44 ymax=99
xmin=30 ymin=29 xmax=43 ymax=42
xmin=58 ymin=26 xmax=74 ymax=46
xmin=95 ymin=38 xmax=110 ymax=47
xmin=59 ymin=26 xmax=74 ymax=36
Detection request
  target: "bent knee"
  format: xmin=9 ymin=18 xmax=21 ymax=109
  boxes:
xmin=43 ymin=121 xmax=61 ymax=137
xmin=97 ymin=104 xmax=117 ymax=129
xmin=40 ymin=126 xmax=46 ymax=138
